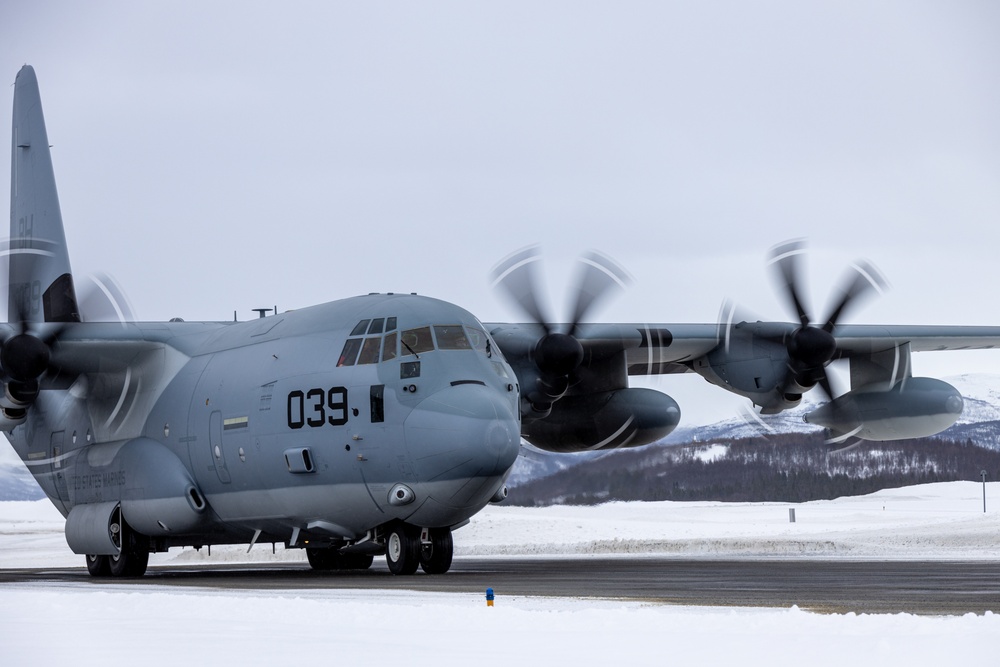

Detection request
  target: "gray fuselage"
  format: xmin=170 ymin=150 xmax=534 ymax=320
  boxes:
xmin=8 ymin=293 xmax=521 ymax=552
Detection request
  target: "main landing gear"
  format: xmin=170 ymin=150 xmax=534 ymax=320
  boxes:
xmin=385 ymin=524 xmax=453 ymax=575
xmin=85 ymin=517 xmax=149 ymax=578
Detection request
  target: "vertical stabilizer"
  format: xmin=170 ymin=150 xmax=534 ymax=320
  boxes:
xmin=9 ymin=65 xmax=79 ymax=324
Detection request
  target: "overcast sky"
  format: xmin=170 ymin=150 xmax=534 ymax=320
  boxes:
xmin=2 ymin=1 xmax=999 ymax=423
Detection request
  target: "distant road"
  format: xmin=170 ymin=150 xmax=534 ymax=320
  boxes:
xmin=3 ymin=558 xmax=999 ymax=615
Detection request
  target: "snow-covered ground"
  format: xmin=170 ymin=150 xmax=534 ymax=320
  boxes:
xmin=2 ymin=482 xmax=999 ymax=665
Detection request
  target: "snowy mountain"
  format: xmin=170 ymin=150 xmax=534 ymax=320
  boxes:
xmin=946 ymin=374 xmax=1000 ymax=425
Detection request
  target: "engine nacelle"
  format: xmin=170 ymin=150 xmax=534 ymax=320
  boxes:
xmin=804 ymin=377 xmax=963 ymax=441
xmin=0 ymin=406 xmax=27 ymax=430
xmin=522 ymin=387 xmax=681 ymax=453
xmin=0 ymin=381 xmax=33 ymax=429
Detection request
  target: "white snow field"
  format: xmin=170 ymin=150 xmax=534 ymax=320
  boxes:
xmin=2 ymin=482 xmax=999 ymax=665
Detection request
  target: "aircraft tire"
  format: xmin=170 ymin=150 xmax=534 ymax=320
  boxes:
xmin=306 ymin=548 xmax=339 ymax=570
xmin=419 ymin=528 xmax=453 ymax=575
xmin=344 ymin=554 xmax=374 ymax=570
xmin=385 ymin=524 xmax=420 ymax=575
xmin=86 ymin=554 xmax=110 ymax=577
xmin=108 ymin=522 xmax=149 ymax=578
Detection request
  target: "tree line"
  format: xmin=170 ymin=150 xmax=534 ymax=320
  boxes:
xmin=508 ymin=433 xmax=1000 ymax=506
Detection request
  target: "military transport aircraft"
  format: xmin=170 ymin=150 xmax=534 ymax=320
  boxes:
xmin=5 ymin=65 xmax=1000 ymax=577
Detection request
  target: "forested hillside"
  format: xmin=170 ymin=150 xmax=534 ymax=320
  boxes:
xmin=509 ymin=434 xmax=1000 ymax=506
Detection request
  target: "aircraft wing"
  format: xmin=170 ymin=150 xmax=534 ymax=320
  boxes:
xmin=490 ymin=321 xmax=1000 ymax=378
xmin=828 ymin=324 xmax=1000 ymax=354
xmin=624 ymin=322 xmax=1000 ymax=375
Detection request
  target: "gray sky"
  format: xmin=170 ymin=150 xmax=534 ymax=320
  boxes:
xmin=2 ymin=1 xmax=999 ymax=424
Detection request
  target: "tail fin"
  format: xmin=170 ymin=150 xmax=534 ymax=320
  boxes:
xmin=9 ymin=65 xmax=79 ymax=324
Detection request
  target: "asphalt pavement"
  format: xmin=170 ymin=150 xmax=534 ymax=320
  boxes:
xmin=3 ymin=558 xmax=999 ymax=615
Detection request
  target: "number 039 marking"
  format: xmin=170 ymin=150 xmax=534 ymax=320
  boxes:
xmin=287 ymin=387 xmax=349 ymax=429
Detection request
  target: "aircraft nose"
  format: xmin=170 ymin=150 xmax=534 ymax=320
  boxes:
xmin=404 ymin=383 xmax=520 ymax=480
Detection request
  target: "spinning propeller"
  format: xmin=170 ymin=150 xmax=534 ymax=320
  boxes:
xmin=490 ymin=246 xmax=631 ymax=408
xmin=722 ymin=241 xmax=889 ymax=454
xmin=0 ymin=284 xmax=77 ymax=406
xmin=1 ymin=250 xmax=135 ymax=409
xmin=0 ymin=322 xmax=63 ymax=404
xmin=764 ymin=239 xmax=888 ymax=400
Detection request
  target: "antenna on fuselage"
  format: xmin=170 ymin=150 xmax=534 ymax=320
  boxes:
xmin=252 ymin=308 xmax=273 ymax=319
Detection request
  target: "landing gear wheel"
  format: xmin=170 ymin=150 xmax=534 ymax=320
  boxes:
xmin=306 ymin=548 xmax=341 ymax=571
xmin=86 ymin=554 xmax=110 ymax=577
xmin=108 ymin=520 xmax=149 ymax=578
xmin=385 ymin=524 xmax=420 ymax=575
xmin=419 ymin=528 xmax=453 ymax=575
xmin=344 ymin=554 xmax=374 ymax=570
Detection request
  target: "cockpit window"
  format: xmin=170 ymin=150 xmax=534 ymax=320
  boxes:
xmin=467 ymin=326 xmax=502 ymax=360
xmin=339 ymin=316 xmax=400 ymax=367
xmin=358 ymin=337 xmax=381 ymax=364
xmin=400 ymin=327 xmax=434 ymax=356
xmin=382 ymin=332 xmax=397 ymax=362
xmin=434 ymin=325 xmax=471 ymax=350
xmin=466 ymin=327 xmax=489 ymax=352
xmin=337 ymin=338 xmax=363 ymax=366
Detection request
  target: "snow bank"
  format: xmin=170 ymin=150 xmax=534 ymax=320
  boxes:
xmin=1 ymin=586 xmax=997 ymax=666
xmin=459 ymin=482 xmax=1000 ymax=559
xmin=1 ymin=482 xmax=998 ymax=568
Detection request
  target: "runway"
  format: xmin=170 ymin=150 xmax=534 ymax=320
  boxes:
xmin=3 ymin=558 xmax=999 ymax=615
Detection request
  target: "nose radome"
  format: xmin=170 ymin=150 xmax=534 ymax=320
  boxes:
xmin=404 ymin=384 xmax=520 ymax=479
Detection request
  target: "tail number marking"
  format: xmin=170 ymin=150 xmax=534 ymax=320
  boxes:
xmin=287 ymin=387 xmax=348 ymax=430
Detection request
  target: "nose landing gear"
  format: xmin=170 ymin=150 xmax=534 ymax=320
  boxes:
xmin=385 ymin=523 xmax=421 ymax=575
xmin=384 ymin=523 xmax=454 ymax=575
xmin=419 ymin=527 xmax=453 ymax=574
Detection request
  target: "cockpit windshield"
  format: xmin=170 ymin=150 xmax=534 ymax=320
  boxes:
xmin=465 ymin=327 xmax=490 ymax=354
xmin=338 ymin=319 xmax=502 ymax=367
xmin=400 ymin=326 xmax=434 ymax=356
xmin=433 ymin=325 xmax=471 ymax=350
